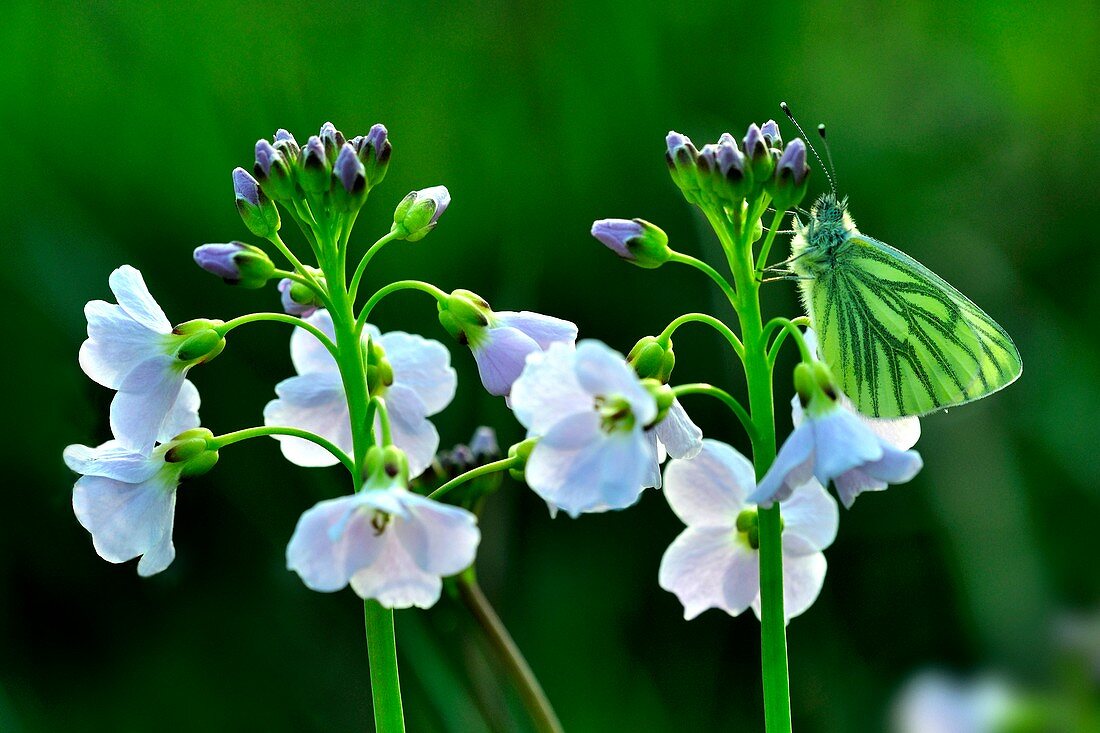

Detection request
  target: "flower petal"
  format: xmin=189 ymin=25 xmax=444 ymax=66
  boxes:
xmin=379 ymin=331 xmax=456 ymax=416
xmin=264 ymin=371 xmax=352 ymax=467
xmin=494 ymin=311 xmax=578 ymax=350
xmin=108 ymin=265 xmax=171 ymax=333
xmin=509 ymin=342 xmax=589 ymax=435
xmin=381 ymin=384 xmax=440 ymax=478
xmin=110 ymin=355 xmax=188 ymax=453
xmin=780 ymin=479 xmax=839 ymax=555
xmin=653 ymin=399 xmax=703 ymax=460
xmin=658 ymin=526 xmax=758 ymax=620
xmin=472 ymin=326 xmax=540 ymax=396
xmin=291 ymin=310 xmax=339 ymax=375
xmin=574 ymin=340 xmax=656 ymax=426
xmin=72 ymin=471 xmax=177 ymax=575
xmin=349 ymin=531 xmax=444 ymax=609
xmin=286 ymin=495 xmax=385 ymax=592
xmin=811 ymin=408 xmax=884 ymax=484
xmin=79 ymin=300 xmax=170 ymax=389
xmin=750 ymin=423 xmax=816 ymax=507
xmin=834 ymin=441 xmax=923 ymax=508
xmin=63 ymin=441 xmax=162 ymax=483
xmin=157 ymin=379 xmax=201 ymax=442
xmin=392 ymin=490 xmax=480 ymax=575
xmin=663 ymin=439 xmax=753 ymax=527
xmin=526 ymin=413 xmax=657 ymax=516
xmin=752 ymin=552 xmax=827 ymax=623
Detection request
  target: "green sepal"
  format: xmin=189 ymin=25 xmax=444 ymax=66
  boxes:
xmin=236 ymin=192 xmax=281 ymax=239
xmin=437 ymin=289 xmax=492 ymax=347
xmin=233 ymin=244 xmax=277 ymax=289
xmin=173 ymin=322 xmax=227 ymax=365
xmin=163 ymin=428 xmax=220 ymax=478
xmin=507 ymin=438 xmax=538 ymax=482
xmin=628 ymin=336 xmax=676 ymax=383
xmin=641 ymin=379 xmax=675 ymax=427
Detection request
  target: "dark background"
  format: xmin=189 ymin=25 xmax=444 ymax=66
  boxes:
xmin=2 ymin=1 xmax=1097 ymax=730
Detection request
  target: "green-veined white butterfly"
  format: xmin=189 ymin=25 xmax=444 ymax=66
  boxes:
xmin=788 ymin=192 xmax=1022 ymax=418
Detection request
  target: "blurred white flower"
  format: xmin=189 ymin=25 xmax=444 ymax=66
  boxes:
xmin=264 ymin=310 xmax=456 ymax=477
xmin=893 ymin=671 xmax=1016 ymax=733
xmin=79 ymin=265 xmax=205 ymax=452
xmin=509 ymin=340 xmax=660 ymax=517
xmin=659 ymin=439 xmax=838 ymax=622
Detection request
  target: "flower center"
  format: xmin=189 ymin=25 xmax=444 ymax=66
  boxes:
xmin=734 ymin=508 xmax=783 ymax=550
xmin=595 ymin=395 xmax=635 ymax=433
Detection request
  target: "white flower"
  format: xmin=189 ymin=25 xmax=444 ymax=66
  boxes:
xmin=750 ymin=358 xmax=922 ymax=507
xmin=659 ymin=439 xmax=838 ymax=622
xmin=63 ymin=440 xmax=182 ymax=576
xmin=264 ymin=310 xmax=456 ymax=477
xmin=892 ymin=671 xmax=1016 ymax=733
xmin=471 ymin=311 xmax=578 ymax=397
xmin=510 ymin=340 xmax=661 ymax=517
xmin=79 ymin=265 xmax=207 ymax=452
xmin=794 ymin=329 xmax=921 ymax=507
xmin=286 ymin=484 xmax=480 ymax=609
xmin=651 ymin=398 xmax=704 ymax=461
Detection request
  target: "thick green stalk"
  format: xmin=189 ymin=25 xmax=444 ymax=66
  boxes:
xmin=720 ymin=208 xmax=792 ymax=733
xmin=321 ymin=238 xmax=406 ymax=732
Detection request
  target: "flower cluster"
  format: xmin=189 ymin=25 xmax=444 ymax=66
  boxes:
xmin=66 ymin=121 xmax=582 ymax=611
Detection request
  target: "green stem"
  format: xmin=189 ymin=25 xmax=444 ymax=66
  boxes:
xmin=670 ymin=383 xmax=756 ymax=442
xmin=209 ymin=426 xmax=355 ymax=474
xmin=657 ymin=312 xmax=745 ymax=362
xmin=355 ymin=279 xmax=447 ymax=336
xmin=217 ymin=312 xmax=337 ymax=357
xmin=349 ymin=230 xmax=402 ymax=303
xmin=669 ymin=251 xmax=739 ymax=305
xmin=724 ymin=208 xmax=792 ymax=733
xmin=319 ymin=223 xmax=406 ymax=731
xmin=755 ymin=209 xmax=787 ymax=273
xmin=762 ymin=316 xmax=813 ymax=366
xmin=456 ymin=569 xmax=564 ymax=733
xmin=364 ymin=600 xmax=406 ymax=731
xmin=428 ymin=457 xmax=520 ymax=501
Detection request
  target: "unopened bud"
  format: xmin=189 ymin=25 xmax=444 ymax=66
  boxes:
xmin=233 ymin=167 xmax=280 ymax=238
xmin=278 ymin=278 xmax=322 ymax=317
xmin=590 ymin=218 xmax=671 ymax=269
xmin=627 ymin=336 xmax=676 ymax=383
xmin=299 ymin=136 xmax=331 ymax=194
xmin=392 ymin=186 xmax=450 ymax=241
xmin=193 ymin=242 xmax=275 ymax=288
xmin=768 ymin=138 xmax=810 ymax=211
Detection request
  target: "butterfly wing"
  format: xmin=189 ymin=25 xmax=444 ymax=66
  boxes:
xmin=802 ymin=233 xmax=1022 ymax=417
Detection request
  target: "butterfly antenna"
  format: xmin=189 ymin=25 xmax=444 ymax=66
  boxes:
xmin=780 ymin=101 xmax=836 ymax=196
xmin=817 ymin=123 xmax=839 ymax=196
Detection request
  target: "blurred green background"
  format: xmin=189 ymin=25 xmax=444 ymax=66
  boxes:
xmin=2 ymin=1 xmax=1097 ymax=731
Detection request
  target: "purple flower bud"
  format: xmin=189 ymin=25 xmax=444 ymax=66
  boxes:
xmin=666 ymin=131 xmax=692 ymax=158
xmin=591 ymin=219 xmax=644 ymax=259
xmin=761 ymin=120 xmax=782 ymax=147
xmin=194 ymin=243 xmax=246 ymax=280
xmin=254 ymin=140 xmax=279 ymax=177
xmin=275 ymin=128 xmax=297 ymax=145
xmin=777 ymin=138 xmax=809 ymax=185
xmin=302 ymin=135 xmax=326 ymax=167
xmin=334 ymin=143 xmax=366 ymax=193
xmin=278 ymin=278 xmax=317 ymax=317
xmin=591 ymin=218 xmax=671 ymax=268
xmin=718 ymin=132 xmax=737 ymax=147
xmin=365 ymin=123 xmax=390 ymax=162
xmin=232 ymin=167 xmax=261 ymax=206
xmin=744 ymin=123 xmax=767 ymax=160
xmin=697 ymin=143 xmax=718 ymax=173
xmin=272 ymin=128 xmax=300 ymax=159
xmin=716 ymin=141 xmax=745 ymax=179
xmin=318 ymin=121 xmax=345 ymax=153
xmin=469 ymin=427 xmax=499 ymax=461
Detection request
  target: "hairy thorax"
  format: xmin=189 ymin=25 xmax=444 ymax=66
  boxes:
xmin=790 ymin=194 xmax=856 ymax=279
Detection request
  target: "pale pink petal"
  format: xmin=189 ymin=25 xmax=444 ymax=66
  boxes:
xmin=779 ymin=479 xmax=839 ymax=556
xmin=157 ymin=379 xmax=201 ymax=442
xmin=110 ymin=355 xmax=188 ymax=453
xmin=751 ymin=552 xmax=827 ymax=623
xmin=79 ymin=300 xmax=170 ymax=389
xmin=665 ymin=440 xmax=755 ymax=527
xmin=574 ymin=340 xmax=656 ymax=425
xmin=286 ymin=495 xmax=385 ymax=592
xmin=653 ymin=399 xmax=703 ymax=460
xmin=349 ymin=532 xmax=444 ymax=609
xmin=264 ymin=371 xmax=352 ymax=467
xmin=108 ymin=265 xmax=171 ymax=333
xmin=494 ymin=311 xmax=577 ymax=349
xmin=393 ymin=491 xmax=480 ymax=575
xmin=509 ymin=342 xmax=589 ymax=435
xmin=72 ymin=471 xmax=178 ymax=576
xmin=290 ymin=310 xmax=339 ymax=375
xmin=379 ymin=331 xmax=456 ymax=415
xmin=472 ymin=327 xmax=540 ymax=396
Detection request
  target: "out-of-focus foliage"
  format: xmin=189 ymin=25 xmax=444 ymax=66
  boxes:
xmin=1 ymin=1 xmax=1097 ymax=730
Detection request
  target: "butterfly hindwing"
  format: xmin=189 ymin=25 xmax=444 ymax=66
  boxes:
xmin=804 ymin=233 xmax=1022 ymax=417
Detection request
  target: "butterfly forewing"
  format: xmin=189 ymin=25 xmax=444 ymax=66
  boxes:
xmin=804 ymin=233 xmax=1022 ymax=417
